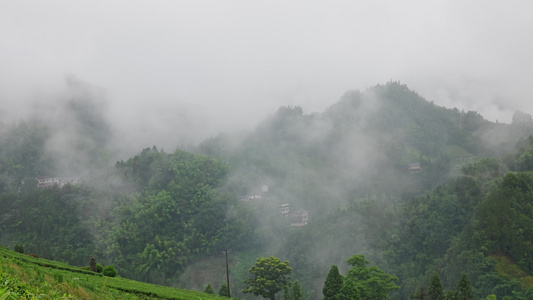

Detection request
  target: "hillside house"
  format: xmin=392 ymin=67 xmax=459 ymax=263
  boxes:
xmin=239 ymin=194 xmax=264 ymax=202
xmin=280 ymin=204 xmax=290 ymax=217
xmin=408 ymin=162 xmax=421 ymax=173
xmin=36 ymin=176 xmax=81 ymax=188
xmin=290 ymin=209 xmax=309 ymax=227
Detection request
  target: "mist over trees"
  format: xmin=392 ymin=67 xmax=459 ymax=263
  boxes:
xmin=2 ymin=80 xmax=533 ymax=299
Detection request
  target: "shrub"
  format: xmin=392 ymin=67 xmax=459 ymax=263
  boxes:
xmin=14 ymin=244 xmax=24 ymax=254
xmin=218 ymin=281 xmax=229 ymax=297
xmin=102 ymin=265 xmax=117 ymax=277
xmin=96 ymin=263 xmax=103 ymax=273
xmin=204 ymin=283 xmax=215 ymax=294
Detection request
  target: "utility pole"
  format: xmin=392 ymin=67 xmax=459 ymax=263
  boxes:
xmin=224 ymin=249 xmax=231 ymax=298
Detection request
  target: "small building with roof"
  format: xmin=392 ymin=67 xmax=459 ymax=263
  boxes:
xmin=408 ymin=162 xmax=421 ymax=173
xmin=280 ymin=204 xmax=290 ymax=217
xmin=290 ymin=209 xmax=308 ymax=227
xmin=36 ymin=176 xmax=81 ymax=188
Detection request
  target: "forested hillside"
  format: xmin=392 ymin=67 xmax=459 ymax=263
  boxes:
xmin=198 ymin=82 xmax=533 ymax=299
xmin=2 ymin=81 xmax=533 ymax=299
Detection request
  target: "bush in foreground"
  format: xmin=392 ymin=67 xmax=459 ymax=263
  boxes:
xmin=103 ymin=265 xmax=117 ymax=277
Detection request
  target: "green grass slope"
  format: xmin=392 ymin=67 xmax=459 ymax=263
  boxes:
xmin=0 ymin=246 xmax=226 ymax=299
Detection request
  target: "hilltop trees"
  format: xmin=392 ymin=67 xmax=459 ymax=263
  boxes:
xmin=243 ymin=256 xmax=292 ymax=300
xmin=104 ymin=147 xmax=257 ymax=282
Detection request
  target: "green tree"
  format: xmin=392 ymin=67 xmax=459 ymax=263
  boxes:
xmin=337 ymin=255 xmax=399 ymax=300
xmin=204 ymin=283 xmax=215 ymax=294
xmin=281 ymin=284 xmax=291 ymax=300
xmin=243 ymin=256 xmax=292 ymax=300
xmin=456 ymin=272 xmax=474 ymax=300
xmin=292 ymin=280 xmax=303 ymax=300
xmin=429 ymin=273 xmax=444 ymax=300
xmin=336 ymin=278 xmax=361 ymax=300
xmin=323 ymin=264 xmax=343 ymax=300
xmin=218 ymin=281 xmax=230 ymax=297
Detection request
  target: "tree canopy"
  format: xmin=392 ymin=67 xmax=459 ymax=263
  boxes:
xmin=428 ymin=273 xmax=444 ymax=300
xmin=336 ymin=255 xmax=399 ymax=300
xmin=243 ymin=256 xmax=292 ymax=300
xmin=323 ymin=264 xmax=343 ymax=300
xmin=455 ymin=273 xmax=474 ymax=300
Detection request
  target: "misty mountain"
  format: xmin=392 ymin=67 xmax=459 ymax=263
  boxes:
xmin=2 ymin=81 xmax=533 ymax=299
xmin=194 ymin=82 xmax=533 ymax=299
xmin=0 ymin=77 xmax=113 ymax=191
xmin=198 ymin=82 xmax=523 ymax=212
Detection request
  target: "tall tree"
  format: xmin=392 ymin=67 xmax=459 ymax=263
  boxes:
xmin=323 ymin=264 xmax=343 ymax=300
xmin=242 ymin=256 xmax=292 ymax=300
xmin=429 ymin=273 xmax=444 ymax=300
xmin=456 ymin=272 xmax=474 ymax=300
xmin=292 ymin=280 xmax=303 ymax=300
xmin=281 ymin=284 xmax=291 ymax=300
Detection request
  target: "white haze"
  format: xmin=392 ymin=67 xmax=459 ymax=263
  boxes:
xmin=1 ymin=1 xmax=533 ymax=153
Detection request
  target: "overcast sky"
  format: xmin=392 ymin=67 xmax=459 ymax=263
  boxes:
xmin=1 ymin=1 xmax=532 ymax=150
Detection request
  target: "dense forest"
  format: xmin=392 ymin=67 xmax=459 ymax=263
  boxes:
xmin=2 ymin=80 xmax=533 ymax=299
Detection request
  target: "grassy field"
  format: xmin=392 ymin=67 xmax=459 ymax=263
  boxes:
xmin=0 ymin=246 xmax=230 ymax=299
